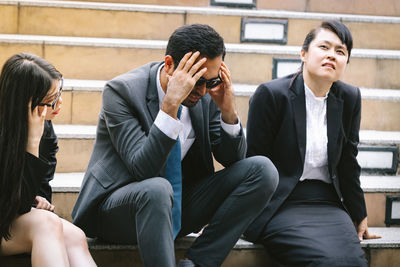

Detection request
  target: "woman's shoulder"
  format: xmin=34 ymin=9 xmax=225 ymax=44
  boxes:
xmin=332 ymin=80 xmax=360 ymax=100
xmin=254 ymin=73 xmax=296 ymax=99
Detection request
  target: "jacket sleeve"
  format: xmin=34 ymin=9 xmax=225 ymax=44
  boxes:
xmin=36 ymin=120 xmax=58 ymax=202
xmin=102 ymin=81 xmax=176 ymax=180
xmin=337 ymin=88 xmax=367 ymax=223
xmin=246 ymin=84 xmax=279 ymax=158
xmin=209 ymin=101 xmax=247 ymax=167
xmin=19 ymin=152 xmax=53 ymax=214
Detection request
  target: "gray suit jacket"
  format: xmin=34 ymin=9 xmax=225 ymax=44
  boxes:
xmin=72 ymin=62 xmax=246 ymax=237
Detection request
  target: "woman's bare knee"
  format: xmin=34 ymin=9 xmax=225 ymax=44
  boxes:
xmin=62 ymin=219 xmax=88 ymax=250
xmin=0 ymin=209 xmax=63 ymax=255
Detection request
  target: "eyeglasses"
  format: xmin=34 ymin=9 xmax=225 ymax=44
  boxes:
xmin=39 ymin=78 xmax=63 ymax=110
xmin=195 ymin=75 xmax=222 ymax=89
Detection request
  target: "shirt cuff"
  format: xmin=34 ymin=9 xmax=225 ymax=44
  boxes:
xmin=220 ymin=115 xmax=241 ymax=137
xmin=154 ymin=109 xmax=183 ymax=140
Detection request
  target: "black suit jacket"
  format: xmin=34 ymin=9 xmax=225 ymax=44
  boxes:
xmin=72 ymin=62 xmax=246 ymax=236
xmin=245 ymin=73 xmax=367 ymax=242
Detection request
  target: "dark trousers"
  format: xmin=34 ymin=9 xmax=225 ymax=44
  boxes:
xmin=96 ymin=156 xmax=278 ymax=267
xmin=259 ymin=180 xmax=368 ymax=267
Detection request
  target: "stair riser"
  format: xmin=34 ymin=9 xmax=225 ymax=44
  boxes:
xmin=53 ymin=92 xmax=400 ymax=132
xmin=2 ymin=4 xmax=399 ymax=49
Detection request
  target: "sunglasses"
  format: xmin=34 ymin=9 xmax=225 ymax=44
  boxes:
xmin=195 ymin=75 xmax=222 ymax=89
xmin=39 ymin=78 xmax=63 ymax=110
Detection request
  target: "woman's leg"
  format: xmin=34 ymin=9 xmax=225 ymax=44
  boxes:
xmin=61 ymin=218 xmax=97 ymax=267
xmin=0 ymin=208 xmax=69 ymax=267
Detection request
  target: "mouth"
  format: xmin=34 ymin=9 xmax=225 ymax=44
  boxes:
xmin=188 ymin=94 xmax=201 ymax=103
xmin=52 ymin=109 xmax=61 ymax=115
xmin=322 ymin=62 xmax=336 ymax=69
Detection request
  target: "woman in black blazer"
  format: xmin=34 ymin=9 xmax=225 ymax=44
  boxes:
xmin=0 ymin=53 xmax=96 ymax=266
xmin=245 ymin=21 xmax=379 ymax=266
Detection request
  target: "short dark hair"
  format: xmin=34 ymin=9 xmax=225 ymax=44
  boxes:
xmin=165 ymin=24 xmax=226 ymax=67
xmin=302 ymin=20 xmax=353 ymax=63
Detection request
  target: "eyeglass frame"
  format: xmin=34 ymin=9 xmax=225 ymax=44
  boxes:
xmin=38 ymin=78 xmax=63 ymax=110
xmin=195 ymin=75 xmax=222 ymax=89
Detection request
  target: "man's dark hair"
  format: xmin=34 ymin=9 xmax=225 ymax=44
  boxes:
xmin=165 ymin=24 xmax=226 ymax=67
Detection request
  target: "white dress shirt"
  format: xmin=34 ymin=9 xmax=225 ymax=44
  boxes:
xmin=299 ymin=83 xmax=331 ymax=184
xmin=153 ymin=64 xmax=241 ymax=160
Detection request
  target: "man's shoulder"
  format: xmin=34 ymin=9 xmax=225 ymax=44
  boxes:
xmin=106 ymin=61 xmax=162 ymax=91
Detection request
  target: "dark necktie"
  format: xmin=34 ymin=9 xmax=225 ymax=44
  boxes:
xmin=164 ymin=105 xmax=183 ymax=239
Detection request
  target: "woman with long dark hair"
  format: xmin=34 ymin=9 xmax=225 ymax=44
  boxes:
xmin=0 ymin=53 xmax=96 ymax=266
xmin=245 ymin=21 xmax=380 ymax=266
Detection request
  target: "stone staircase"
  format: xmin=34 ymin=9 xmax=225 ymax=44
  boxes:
xmin=0 ymin=0 xmax=399 ymax=266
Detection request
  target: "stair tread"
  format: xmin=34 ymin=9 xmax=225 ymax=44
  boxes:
xmin=51 ymin=173 xmax=400 ymax=192
xmin=52 ymin=124 xmax=400 ymax=145
xmin=86 ymin=227 xmax=400 ymax=250
xmin=4 ymin=0 xmax=400 ymax=23
xmin=62 ymin=79 xmax=400 ymax=102
xmin=1 ymin=33 xmax=400 ymax=59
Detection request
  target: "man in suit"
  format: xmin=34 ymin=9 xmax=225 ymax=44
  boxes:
xmin=72 ymin=24 xmax=278 ymax=267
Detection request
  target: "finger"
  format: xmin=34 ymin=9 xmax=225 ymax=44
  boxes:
xmin=50 ymin=205 xmax=55 ymax=212
xmin=357 ymin=230 xmax=364 ymax=241
xmin=36 ymin=200 xmax=44 ymax=209
xmin=192 ymin=67 xmax=208 ymax=82
xmin=221 ymin=62 xmax=231 ymax=75
xmin=365 ymin=233 xmax=381 ymax=239
xmin=183 ymin=51 xmax=201 ymax=72
xmin=176 ymin=52 xmax=193 ymax=71
xmin=40 ymin=105 xmax=48 ymax=119
xmin=188 ymin=57 xmax=207 ymax=77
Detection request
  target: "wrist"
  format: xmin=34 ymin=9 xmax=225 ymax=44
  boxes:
xmin=221 ymin=110 xmax=238 ymax=125
xmin=26 ymin=142 xmax=40 ymax=157
xmin=161 ymin=98 xmax=181 ymax=119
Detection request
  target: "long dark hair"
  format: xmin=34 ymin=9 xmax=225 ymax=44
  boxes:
xmin=0 ymin=53 xmax=62 ymax=240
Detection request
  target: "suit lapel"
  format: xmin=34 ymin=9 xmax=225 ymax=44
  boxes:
xmin=146 ymin=63 xmax=163 ymax=121
xmin=327 ymin=83 xmax=343 ymax=174
xmin=290 ymin=74 xmax=307 ymax=165
xmin=189 ymin=100 xmax=204 ymax=145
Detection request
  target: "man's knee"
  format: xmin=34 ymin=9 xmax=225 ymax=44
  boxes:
xmin=246 ymin=156 xmax=279 ymax=193
xmin=137 ymin=178 xmax=173 ymax=208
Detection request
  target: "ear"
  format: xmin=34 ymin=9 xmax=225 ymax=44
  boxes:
xmin=300 ymin=49 xmax=307 ymax=63
xmin=164 ymin=55 xmax=175 ymax=75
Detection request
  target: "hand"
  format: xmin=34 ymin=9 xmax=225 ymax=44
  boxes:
xmin=209 ymin=62 xmax=238 ymax=124
xmin=357 ymin=217 xmax=381 ymax=241
xmin=162 ymin=51 xmax=207 ymax=118
xmin=27 ymin=101 xmax=47 ymax=157
xmin=35 ymin=196 xmax=55 ymax=212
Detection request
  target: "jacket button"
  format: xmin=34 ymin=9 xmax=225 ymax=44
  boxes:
xmin=340 ymin=197 xmax=344 ymax=202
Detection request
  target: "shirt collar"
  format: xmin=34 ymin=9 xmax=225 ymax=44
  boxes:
xmin=156 ymin=63 xmax=166 ymax=109
xmin=304 ymin=82 xmax=328 ymax=100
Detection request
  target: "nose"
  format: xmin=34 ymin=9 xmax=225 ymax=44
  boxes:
xmin=327 ymin=48 xmax=336 ymax=60
xmin=56 ymin=96 xmax=63 ymax=108
xmin=195 ymin=84 xmax=208 ymax=96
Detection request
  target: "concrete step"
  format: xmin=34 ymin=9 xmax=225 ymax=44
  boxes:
xmin=49 ymin=172 xmax=400 ymax=227
xmin=5 ymin=0 xmax=399 ymax=17
xmin=53 ymin=79 xmax=400 ymax=132
xmin=2 ymin=227 xmax=398 ymax=266
xmin=1 ymin=34 xmax=400 ymax=88
xmin=1 ymin=0 xmax=400 ymax=49
xmin=53 ymin=122 xmax=400 ymax=173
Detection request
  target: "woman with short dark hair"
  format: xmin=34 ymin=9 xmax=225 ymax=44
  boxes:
xmin=245 ymin=21 xmax=380 ymax=266
xmin=0 ymin=53 xmax=96 ymax=266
